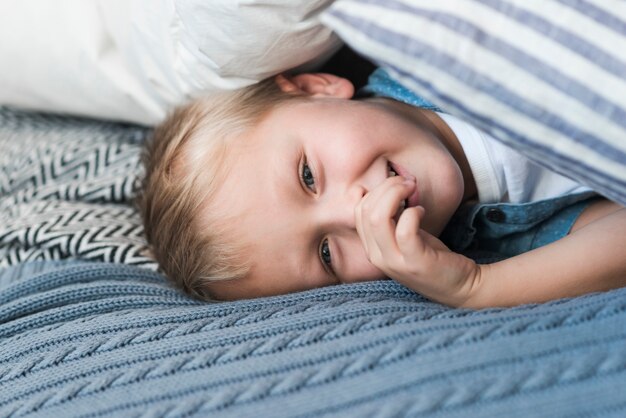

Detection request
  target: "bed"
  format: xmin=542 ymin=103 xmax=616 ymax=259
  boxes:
xmin=1 ymin=1 xmax=625 ymax=417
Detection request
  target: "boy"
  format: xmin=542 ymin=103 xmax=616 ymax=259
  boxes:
xmin=138 ymin=70 xmax=626 ymax=308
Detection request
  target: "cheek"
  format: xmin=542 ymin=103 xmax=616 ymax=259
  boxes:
xmin=324 ymin=129 xmax=362 ymax=152
xmin=340 ymin=237 xmax=386 ymax=283
xmin=421 ymin=162 xmax=465 ymax=236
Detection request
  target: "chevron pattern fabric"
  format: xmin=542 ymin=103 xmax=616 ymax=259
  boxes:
xmin=0 ymin=107 xmax=155 ymax=268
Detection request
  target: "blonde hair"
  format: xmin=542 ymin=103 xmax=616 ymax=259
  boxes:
xmin=137 ymin=77 xmax=303 ymax=299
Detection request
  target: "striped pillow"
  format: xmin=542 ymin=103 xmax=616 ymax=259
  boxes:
xmin=322 ymin=0 xmax=626 ymax=205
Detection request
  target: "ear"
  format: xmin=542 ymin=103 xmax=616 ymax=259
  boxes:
xmin=275 ymin=73 xmax=355 ymax=99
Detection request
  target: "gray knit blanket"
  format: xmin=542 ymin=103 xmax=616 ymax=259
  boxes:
xmin=1 ymin=107 xmax=625 ymax=417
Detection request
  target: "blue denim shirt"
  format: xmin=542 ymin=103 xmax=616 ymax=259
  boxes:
xmin=362 ymin=69 xmax=599 ymax=263
xmin=440 ymin=192 xmax=599 ymax=263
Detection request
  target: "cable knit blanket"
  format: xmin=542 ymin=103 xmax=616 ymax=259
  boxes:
xmin=1 ymin=108 xmax=625 ymax=417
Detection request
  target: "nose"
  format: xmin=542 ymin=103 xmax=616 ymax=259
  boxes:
xmin=320 ymin=182 xmax=366 ymax=231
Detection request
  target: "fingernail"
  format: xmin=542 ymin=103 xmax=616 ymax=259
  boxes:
xmin=403 ymin=175 xmax=416 ymax=184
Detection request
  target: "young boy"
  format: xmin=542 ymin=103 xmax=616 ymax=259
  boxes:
xmin=138 ymin=69 xmax=626 ymax=308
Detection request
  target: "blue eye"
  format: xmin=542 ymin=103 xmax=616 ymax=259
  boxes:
xmin=301 ymin=160 xmax=316 ymax=192
xmin=320 ymin=239 xmax=332 ymax=268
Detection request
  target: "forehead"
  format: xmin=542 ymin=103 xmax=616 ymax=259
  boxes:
xmin=208 ymin=199 xmax=331 ymax=301
xmin=208 ymin=243 xmax=330 ymax=300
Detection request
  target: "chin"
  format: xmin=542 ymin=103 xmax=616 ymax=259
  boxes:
xmin=431 ymin=189 xmax=464 ymax=236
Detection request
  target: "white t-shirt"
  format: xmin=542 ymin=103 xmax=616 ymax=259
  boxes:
xmin=437 ymin=113 xmax=590 ymax=204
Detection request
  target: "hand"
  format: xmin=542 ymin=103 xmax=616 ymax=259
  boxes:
xmin=355 ymin=176 xmax=482 ymax=307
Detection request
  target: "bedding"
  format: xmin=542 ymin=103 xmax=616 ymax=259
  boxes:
xmin=0 ymin=0 xmax=340 ymax=125
xmin=1 ymin=106 xmax=626 ymax=417
xmin=0 ymin=107 xmax=153 ymax=268
xmin=2 ymin=263 xmax=626 ymax=417
xmin=322 ymin=0 xmax=626 ymax=206
xmin=2 ymin=2 xmax=626 ymax=414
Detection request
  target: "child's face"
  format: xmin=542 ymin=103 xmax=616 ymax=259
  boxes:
xmin=205 ymin=74 xmax=468 ymax=300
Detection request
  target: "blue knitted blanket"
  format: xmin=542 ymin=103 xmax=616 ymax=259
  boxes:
xmin=1 ymin=261 xmax=625 ymax=417
xmin=1 ymin=108 xmax=625 ymax=417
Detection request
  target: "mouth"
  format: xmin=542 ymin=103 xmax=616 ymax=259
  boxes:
xmin=388 ymin=163 xmax=409 ymax=211
xmin=388 ymin=161 xmax=419 ymax=208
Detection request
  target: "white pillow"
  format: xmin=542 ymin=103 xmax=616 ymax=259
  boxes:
xmin=0 ymin=0 xmax=341 ymax=125
xmin=322 ymin=0 xmax=626 ymax=206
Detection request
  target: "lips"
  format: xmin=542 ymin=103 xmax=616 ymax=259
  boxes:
xmin=389 ymin=161 xmax=419 ymax=208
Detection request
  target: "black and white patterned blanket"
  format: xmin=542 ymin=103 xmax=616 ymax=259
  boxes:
xmin=0 ymin=107 xmax=156 ymax=269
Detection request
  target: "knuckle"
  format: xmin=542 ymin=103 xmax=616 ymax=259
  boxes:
xmin=396 ymin=227 xmax=413 ymax=242
xmin=361 ymin=205 xmax=384 ymax=226
xmin=368 ymin=212 xmax=386 ymax=227
xmin=360 ymin=199 xmax=374 ymax=214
